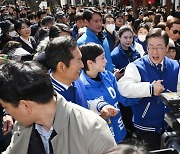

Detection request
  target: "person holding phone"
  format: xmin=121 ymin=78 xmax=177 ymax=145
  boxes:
xmin=111 ymin=25 xmax=140 ymax=80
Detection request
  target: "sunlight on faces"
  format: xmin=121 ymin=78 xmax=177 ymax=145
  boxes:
xmin=92 ymin=52 xmax=107 ymax=73
xmin=105 ymin=17 xmax=115 ymax=25
xmin=138 ymin=27 xmax=148 ymax=35
xmin=166 ymin=48 xmax=176 ymax=59
xmin=65 ymin=47 xmax=84 ymax=83
xmin=169 ymin=24 xmax=180 ymax=42
xmin=147 ymin=37 xmax=168 ymax=64
xmin=86 ymin=13 xmax=102 ymax=35
xmin=115 ymin=17 xmax=124 ymax=27
xmin=19 ymin=23 xmax=31 ymax=38
xmin=0 ymin=99 xmax=33 ymax=126
xmin=120 ymin=31 xmax=134 ymax=50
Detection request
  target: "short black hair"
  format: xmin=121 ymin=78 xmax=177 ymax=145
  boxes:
xmin=27 ymin=13 xmax=36 ymax=21
xmin=103 ymin=14 xmax=115 ymax=24
xmin=0 ymin=60 xmax=54 ymax=107
xmin=14 ymin=18 xmax=31 ymax=34
xmin=49 ymin=25 xmax=61 ymax=39
xmin=119 ymin=25 xmax=134 ymax=37
xmin=74 ymin=12 xmax=83 ymax=22
xmin=79 ymin=43 xmax=104 ymax=71
xmin=36 ymin=10 xmax=47 ymax=19
xmin=146 ymin=28 xmax=169 ymax=46
xmin=45 ymin=36 xmax=77 ymax=71
xmin=41 ymin=16 xmax=54 ymax=26
xmin=55 ymin=23 xmax=72 ymax=34
xmin=83 ymin=8 xmax=102 ymax=22
xmin=137 ymin=23 xmax=150 ymax=33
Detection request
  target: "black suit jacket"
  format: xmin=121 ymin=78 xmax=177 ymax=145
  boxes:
xmin=16 ymin=36 xmax=37 ymax=54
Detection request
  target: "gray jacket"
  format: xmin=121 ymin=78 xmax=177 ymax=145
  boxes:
xmin=3 ymin=93 xmax=116 ymax=154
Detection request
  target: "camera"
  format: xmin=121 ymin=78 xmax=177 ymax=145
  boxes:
xmin=159 ymin=92 xmax=180 ymax=154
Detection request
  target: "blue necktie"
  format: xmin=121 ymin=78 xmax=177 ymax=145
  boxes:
xmin=156 ymin=64 xmax=162 ymax=72
xmin=67 ymin=85 xmax=76 ymax=102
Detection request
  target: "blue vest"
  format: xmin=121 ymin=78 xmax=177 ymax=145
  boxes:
xmin=132 ymin=55 xmax=179 ymax=132
xmin=51 ymin=77 xmax=88 ymax=109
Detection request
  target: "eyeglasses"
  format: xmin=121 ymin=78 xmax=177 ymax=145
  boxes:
xmin=172 ymin=30 xmax=180 ymax=35
xmin=147 ymin=46 xmax=164 ymax=52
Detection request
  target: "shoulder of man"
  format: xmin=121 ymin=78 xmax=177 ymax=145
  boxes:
xmin=3 ymin=121 xmax=32 ymax=154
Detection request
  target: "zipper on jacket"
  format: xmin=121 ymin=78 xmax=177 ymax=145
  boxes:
xmin=142 ymin=102 xmax=151 ymax=118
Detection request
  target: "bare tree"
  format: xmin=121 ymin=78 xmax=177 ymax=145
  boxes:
xmin=26 ymin=0 xmax=42 ymax=12
xmin=129 ymin=0 xmax=138 ymax=19
xmin=47 ymin=0 xmax=57 ymax=14
xmin=25 ymin=0 xmax=58 ymax=14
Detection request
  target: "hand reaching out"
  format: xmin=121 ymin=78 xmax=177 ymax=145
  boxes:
xmin=100 ymin=104 xmax=119 ymax=119
xmin=2 ymin=115 xmax=13 ymax=135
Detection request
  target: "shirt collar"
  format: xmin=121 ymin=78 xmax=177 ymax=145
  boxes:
xmin=148 ymin=55 xmax=164 ymax=68
xmin=35 ymin=124 xmax=53 ymax=137
xmin=50 ymin=72 xmax=73 ymax=90
xmin=20 ymin=36 xmax=31 ymax=43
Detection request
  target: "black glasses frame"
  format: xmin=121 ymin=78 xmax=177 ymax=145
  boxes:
xmin=172 ymin=30 xmax=180 ymax=35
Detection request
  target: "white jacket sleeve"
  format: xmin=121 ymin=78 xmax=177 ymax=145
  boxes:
xmin=177 ymin=69 xmax=180 ymax=95
xmin=117 ymin=62 xmax=151 ymax=98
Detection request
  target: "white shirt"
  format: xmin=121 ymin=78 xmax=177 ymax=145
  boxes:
xmin=20 ymin=36 xmax=33 ymax=49
xmin=35 ymin=124 xmax=53 ymax=154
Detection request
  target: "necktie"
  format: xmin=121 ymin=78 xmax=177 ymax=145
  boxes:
xmin=68 ymin=85 xmax=76 ymax=102
xmin=156 ymin=64 xmax=162 ymax=72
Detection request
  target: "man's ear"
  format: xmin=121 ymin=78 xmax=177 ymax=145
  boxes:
xmin=19 ymin=100 xmax=32 ymax=115
xmin=165 ymin=27 xmax=169 ymax=32
xmin=57 ymin=61 xmax=67 ymax=73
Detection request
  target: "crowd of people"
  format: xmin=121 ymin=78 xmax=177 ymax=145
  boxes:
xmin=0 ymin=1 xmax=180 ymax=154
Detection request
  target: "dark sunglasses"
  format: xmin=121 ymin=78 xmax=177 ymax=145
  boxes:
xmin=172 ymin=30 xmax=180 ymax=35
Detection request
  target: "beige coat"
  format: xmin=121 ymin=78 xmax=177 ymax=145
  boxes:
xmin=3 ymin=93 xmax=116 ymax=154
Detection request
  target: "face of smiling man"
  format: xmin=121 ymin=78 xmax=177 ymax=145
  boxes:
xmin=147 ymin=37 xmax=168 ymax=64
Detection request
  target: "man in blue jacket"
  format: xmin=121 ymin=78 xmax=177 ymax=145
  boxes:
xmin=118 ymin=28 xmax=180 ymax=150
xmin=77 ymin=8 xmax=114 ymax=72
xmin=45 ymin=36 xmax=118 ymax=118
xmin=45 ymin=36 xmax=88 ymax=108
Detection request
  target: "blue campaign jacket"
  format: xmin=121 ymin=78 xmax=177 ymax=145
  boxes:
xmin=132 ymin=55 xmax=179 ymax=132
xmin=111 ymin=44 xmax=140 ymax=70
xmin=77 ymin=27 xmax=114 ymax=72
xmin=72 ymin=24 xmax=78 ymax=39
xmin=80 ymin=70 xmax=139 ymax=143
xmin=50 ymin=75 xmax=88 ymax=109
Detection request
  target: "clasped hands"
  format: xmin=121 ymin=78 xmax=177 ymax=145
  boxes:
xmin=152 ymin=80 xmax=165 ymax=96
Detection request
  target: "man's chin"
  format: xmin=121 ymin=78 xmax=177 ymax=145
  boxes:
xmin=19 ymin=122 xmax=32 ymax=127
